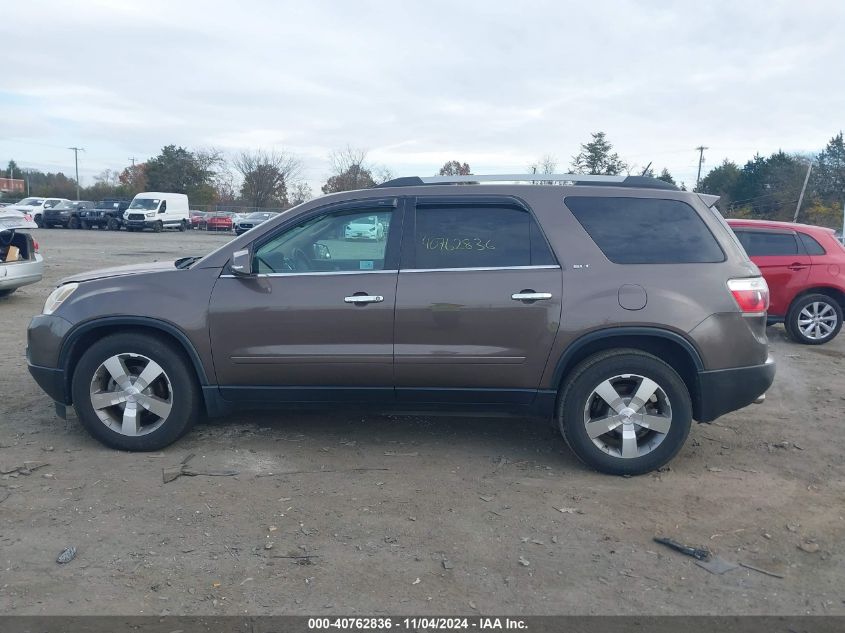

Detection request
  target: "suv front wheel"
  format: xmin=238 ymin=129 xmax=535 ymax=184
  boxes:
xmin=558 ymin=349 xmax=692 ymax=476
xmin=785 ymin=293 xmax=842 ymax=345
xmin=71 ymin=333 xmax=200 ymax=451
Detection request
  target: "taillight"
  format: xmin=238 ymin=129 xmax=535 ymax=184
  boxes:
xmin=728 ymin=277 xmax=769 ymax=314
xmin=33 ymin=240 xmax=39 ymax=253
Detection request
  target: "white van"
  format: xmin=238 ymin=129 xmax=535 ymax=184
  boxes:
xmin=123 ymin=192 xmax=190 ymax=232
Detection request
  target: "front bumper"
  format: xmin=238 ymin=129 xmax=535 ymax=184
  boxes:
xmin=696 ymin=355 xmax=776 ymax=422
xmin=27 ymin=313 xmax=73 ymax=404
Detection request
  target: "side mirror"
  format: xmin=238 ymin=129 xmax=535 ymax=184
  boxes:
xmin=231 ymin=249 xmax=253 ymax=276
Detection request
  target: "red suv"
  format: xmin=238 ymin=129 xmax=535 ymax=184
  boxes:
xmin=727 ymin=219 xmax=845 ymax=344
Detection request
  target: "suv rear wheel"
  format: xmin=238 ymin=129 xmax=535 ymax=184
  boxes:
xmin=71 ymin=333 xmax=200 ymax=451
xmin=68 ymin=216 xmax=80 ymax=230
xmin=558 ymin=349 xmax=692 ymax=476
xmin=785 ymin=294 xmax=842 ymax=345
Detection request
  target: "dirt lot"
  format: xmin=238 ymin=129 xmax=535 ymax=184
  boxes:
xmin=1 ymin=227 xmax=844 ymax=616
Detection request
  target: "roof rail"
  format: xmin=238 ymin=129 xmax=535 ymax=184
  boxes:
xmin=375 ymin=174 xmax=679 ymax=191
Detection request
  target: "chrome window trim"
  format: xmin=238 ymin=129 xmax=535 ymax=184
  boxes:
xmin=220 ymin=269 xmax=397 ymax=279
xmin=402 ymin=265 xmax=561 ymax=273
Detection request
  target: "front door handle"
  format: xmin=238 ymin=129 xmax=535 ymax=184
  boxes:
xmin=511 ymin=291 xmax=552 ymax=302
xmin=344 ymin=294 xmax=384 ymax=305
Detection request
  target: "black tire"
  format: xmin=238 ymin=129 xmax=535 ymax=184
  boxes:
xmin=68 ymin=216 xmax=80 ymax=230
xmin=71 ymin=333 xmax=200 ymax=451
xmin=107 ymin=217 xmax=120 ymax=231
xmin=153 ymin=221 xmax=163 ymax=233
xmin=81 ymin=220 xmax=90 ymax=230
xmin=785 ymin=293 xmax=843 ymax=345
xmin=0 ymin=288 xmax=15 ymax=298
xmin=43 ymin=221 xmax=52 ymax=229
xmin=179 ymin=220 xmax=187 ymax=232
xmin=558 ymin=349 xmax=692 ymax=476
xmin=35 ymin=215 xmax=43 ymax=228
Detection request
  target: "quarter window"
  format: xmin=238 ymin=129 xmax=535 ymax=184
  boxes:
xmin=254 ymin=209 xmax=393 ymax=274
xmin=565 ymin=197 xmax=725 ymax=264
xmin=734 ymin=230 xmax=799 ymax=256
xmin=798 ymin=232 xmax=826 ymax=255
xmin=412 ymin=206 xmax=555 ymax=269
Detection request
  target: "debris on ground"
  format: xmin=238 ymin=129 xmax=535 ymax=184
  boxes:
xmin=653 ymin=536 xmax=710 ymax=561
xmin=739 ymin=562 xmax=785 ymax=579
xmin=695 ymin=555 xmax=739 ymax=575
xmin=56 ymin=546 xmax=77 ymax=564
xmin=383 ymin=451 xmax=419 ymax=457
xmin=798 ymin=541 xmax=820 ymax=553
xmin=255 ymin=467 xmax=389 ymax=478
xmin=1 ymin=461 xmax=49 ymax=476
xmin=162 ymin=453 xmax=239 ymax=483
xmin=518 ymin=556 xmax=530 ymax=566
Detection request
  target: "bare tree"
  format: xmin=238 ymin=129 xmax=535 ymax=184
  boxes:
xmin=528 ymin=155 xmax=557 ymax=184
xmin=322 ymin=146 xmax=375 ymax=193
xmin=94 ymin=169 xmax=120 ymax=188
xmin=288 ymin=181 xmax=313 ymax=206
xmin=234 ymin=150 xmax=303 ymax=208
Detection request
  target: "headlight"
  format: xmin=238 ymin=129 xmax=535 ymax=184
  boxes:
xmin=43 ymin=283 xmax=79 ymax=315
xmin=146 ymin=212 xmax=156 ymax=218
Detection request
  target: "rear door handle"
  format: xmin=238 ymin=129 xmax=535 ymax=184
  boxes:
xmin=787 ymin=263 xmax=808 ymax=271
xmin=511 ymin=292 xmax=553 ymax=301
xmin=344 ymin=294 xmax=384 ymax=304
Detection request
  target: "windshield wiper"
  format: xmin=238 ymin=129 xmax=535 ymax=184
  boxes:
xmin=175 ymin=256 xmax=202 ymax=269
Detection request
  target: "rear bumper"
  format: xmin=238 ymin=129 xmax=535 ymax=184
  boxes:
xmin=0 ymin=255 xmax=44 ymax=290
xmin=696 ymin=355 xmax=775 ymax=422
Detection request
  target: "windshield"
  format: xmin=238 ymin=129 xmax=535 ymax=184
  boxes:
xmin=129 ymin=198 xmax=160 ymax=210
xmin=18 ymin=198 xmax=44 ymax=206
xmin=52 ymin=201 xmax=75 ymax=210
xmin=246 ymin=212 xmax=272 ymax=220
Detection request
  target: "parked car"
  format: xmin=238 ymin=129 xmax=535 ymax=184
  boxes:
xmin=234 ymin=211 xmax=276 ymax=236
xmin=189 ymin=211 xmax=209 ymax=230
xmin=79 ymin=199 xmax=131 ymax=230
xmin=6 ymin=197 xmax=68 ymax=227
xmin=727 ymin=218 xmax=845 ymax=345
xmin=344 ymin=215 xmax=386 ymax=240
xmin=123 ymin=192 xmax=190 ymax=232
xmin=1 ymin=210 xmax=43 ymax=297
xmin=206 ymin=212 xmax=235 ymax=232
xmin=42 ymin=200 xmax=95 ymax=229
xmin=27 ymin=174 xmax=775 ymax=475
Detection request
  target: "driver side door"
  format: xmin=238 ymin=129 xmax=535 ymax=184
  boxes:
xmin=208 ymin=198 xmax=402 ymax=404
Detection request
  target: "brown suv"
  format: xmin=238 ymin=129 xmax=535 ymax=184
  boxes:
xmin=27 ymin=175 xmax=775 ymax=475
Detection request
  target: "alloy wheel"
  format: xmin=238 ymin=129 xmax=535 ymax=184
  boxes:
xmin=583 ymin=373 xmax=672 ymax=459
xmin=89 ymin=353 xmax=173 ymax=436
xmin=798 ymin=301 xmax=838 ymax=340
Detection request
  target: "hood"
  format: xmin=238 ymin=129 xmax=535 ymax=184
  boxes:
xmin=0 ymin=209 xmax=38 ymax=230
xmin=61 ymin=260 xmax=177 ymax=284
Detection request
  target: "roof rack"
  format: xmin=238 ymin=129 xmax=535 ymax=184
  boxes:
xmin=375 ymin=174 xmax=679 ymax=191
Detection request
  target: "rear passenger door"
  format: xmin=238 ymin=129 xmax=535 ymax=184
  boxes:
xmin=394 ymin=196 xmax=562 ymax=407
xmin=733 ymin=229 xmax=810 ymax=317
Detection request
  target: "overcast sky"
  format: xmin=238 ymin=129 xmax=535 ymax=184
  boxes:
xmin=2 ymin=0 xmax=843 ymax=194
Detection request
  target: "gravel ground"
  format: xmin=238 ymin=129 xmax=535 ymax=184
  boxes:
xmin=1 ymin=227 xmax=844 ymax=616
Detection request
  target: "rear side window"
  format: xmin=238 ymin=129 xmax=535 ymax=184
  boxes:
xmin=565 ymin=197 xmax=724 ymax=264
xmin=734 ymin=230 xmax=799 ymax=256
xmin=412 ymin=206 xmax=556 ymax=269
xmin=798 ymin=232 xmax=826 ymax=255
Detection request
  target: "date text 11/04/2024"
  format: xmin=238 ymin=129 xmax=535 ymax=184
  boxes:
xmin=307 ymin=617 xmax=527 ymax=630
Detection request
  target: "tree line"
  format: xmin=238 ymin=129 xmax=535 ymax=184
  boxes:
xmin=2 ymin=131 xmax=843 ymax=227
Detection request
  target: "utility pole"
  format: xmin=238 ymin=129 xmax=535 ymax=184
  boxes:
xmin=128 ymin=157 xmax=136 ymax=167
xmin=68 ymin=146 xmax=84 ymax=200
xmin=792 ymin=162 xmax=813 ymax=223
xmin=695 ymin=146 xmax=708 ymax=191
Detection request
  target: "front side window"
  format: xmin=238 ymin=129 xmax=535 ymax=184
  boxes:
xmin=254 ymin=209 xmax=393 ymax=274
xmin=734 ymin=230 xmax=799 ymax=256
xmin=412 ymin=205 xmax=555 ymax=269
xmin=566 ymin=197 xmax=725 ymax=264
